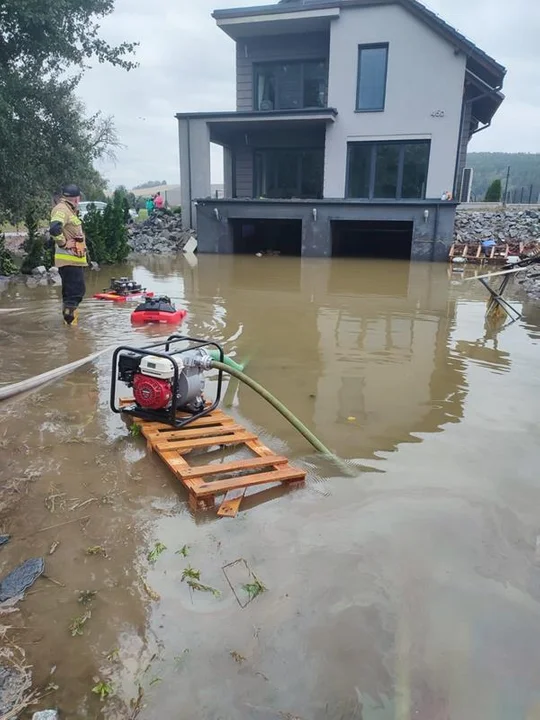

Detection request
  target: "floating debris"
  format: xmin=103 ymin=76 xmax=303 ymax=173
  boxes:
xmin=181 ymin=566 xmax=200 ymax=582
xmin=106 ymin=647 xmax=120 ymax=662
xmin=186 ymin=580 xmax=221 ymax=598
xmin=92 ymin=680 xmax=113 ymax=702
xmin=230 ymin=651 xmax=246 ymax=665
xmin=86 ymin=546 xmax=108 ymax=558
xmin=243 ymin=576 xmax=267 ymax=601
xmin=176 ymin=545 xmax=190 ymax=557
xmin=0 ymin=558 xmax=45 ymax=602
xmin=48 ymin=542 xmax=60 ymax=556
xmin=142 ymin=581 xmax=160 ymax=602
xmin=130 ymin=685 xmax=144 ymax=717
xmin=147 ymin=543 xmax=167 ymax=564
xmin=69 ymin=611 xmax=91 ymax=637
xmin=0 ymin=535 xmax=10 ymax=549
xmin=77 ymin=590 xmax=97 ymax=606
xmin=222 ymin=559 xmax=265 ymax=608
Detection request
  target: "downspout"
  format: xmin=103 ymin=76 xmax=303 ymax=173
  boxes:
xmin=431 ymin=203 xmax=440 ymax=262
xmin=452 ymin=77 xmax=502 ymax=200
xmin=187 ymin=117 xmax=193 ymax=229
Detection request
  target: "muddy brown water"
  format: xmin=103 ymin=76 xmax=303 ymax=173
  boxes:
xmin=1 ymin=256 xmax=540 ymax=719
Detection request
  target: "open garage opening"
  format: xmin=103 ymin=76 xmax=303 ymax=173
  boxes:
xmin=331 ymin=220 xmax=413 ymax=260
xmin=230 ymin=219 xmax=302 ymax=256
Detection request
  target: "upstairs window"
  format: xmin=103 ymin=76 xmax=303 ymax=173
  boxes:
xmin=255 ymin=60 xmax=328 ymax=111
xmin=356 ymin=44 xmax=389 ymax=112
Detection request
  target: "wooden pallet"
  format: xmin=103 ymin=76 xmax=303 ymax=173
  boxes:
xmin=129 ymin=409 xmax=306 ymax=516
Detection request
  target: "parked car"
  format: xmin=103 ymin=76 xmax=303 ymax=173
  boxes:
xmin=79 ymin=201 xmax=107 ymax=220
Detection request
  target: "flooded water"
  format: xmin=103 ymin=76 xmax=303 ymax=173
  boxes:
xmin=1 ymin=256 xmax=540 ymax=719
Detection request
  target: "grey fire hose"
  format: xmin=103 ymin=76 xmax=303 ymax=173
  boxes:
xmin=0 ymin=347 xmax=113 ymax=401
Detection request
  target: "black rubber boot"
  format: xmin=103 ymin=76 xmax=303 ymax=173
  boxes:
xmin=62 ymin=307 xmax=79 ymax=326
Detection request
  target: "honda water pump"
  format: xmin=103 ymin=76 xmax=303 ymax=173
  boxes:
xmin=111 ymin=335 xmax=225 ymax=428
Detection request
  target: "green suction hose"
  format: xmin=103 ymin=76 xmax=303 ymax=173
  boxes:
xmin=207 ymin=349 xmax=246 ymax=373
xmin=210 ymin=360 xmax=333 ymax=456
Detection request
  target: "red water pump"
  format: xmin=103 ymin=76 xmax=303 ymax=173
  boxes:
xmin=133 ymin=372 xmax=172 ymax=411
xmin=111 ymin=335 xmax=225 ymax=429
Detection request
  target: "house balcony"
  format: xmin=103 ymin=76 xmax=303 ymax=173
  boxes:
xmin=176 ymin=108 xmax=337 ymax=226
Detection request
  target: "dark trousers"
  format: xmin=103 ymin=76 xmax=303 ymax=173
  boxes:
xmin=58 ymin=266 xmax=86 ymax=309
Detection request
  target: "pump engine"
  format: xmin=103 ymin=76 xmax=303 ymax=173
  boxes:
xmin=111 ymin=336 xmax=224 ymax=428
xmin=109 ymin=277 xmax=144 ymax=295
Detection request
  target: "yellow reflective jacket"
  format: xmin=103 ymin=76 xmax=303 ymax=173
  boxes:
xmin=50 ymin=199 xmax=88 ymax=268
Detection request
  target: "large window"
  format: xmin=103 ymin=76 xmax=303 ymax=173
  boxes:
xmin=254 ymin=149 xmax=324 ymax=199
xmin=356 ymin=44 xmax=388 ymax=112
xmin=255 ymin=61 xmax=328 ymax=111
xmin=347 ymin=141 xmax=430 ymax=200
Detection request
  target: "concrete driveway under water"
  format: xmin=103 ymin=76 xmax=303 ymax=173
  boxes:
xmin=1 ymin=256 xmax=540 ymax=719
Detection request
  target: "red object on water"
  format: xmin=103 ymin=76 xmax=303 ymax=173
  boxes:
xmin=130 ymin=308 xmax=187 ymax=325
xmin=94 ymin=291 xmax=155 ymax=303
xmin=133 ymin=374 xmax=171 ymax=410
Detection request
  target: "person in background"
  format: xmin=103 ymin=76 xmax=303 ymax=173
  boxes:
xmin=49 ymin=184 xmax=88 ymax=326
xmin=146 ymin=196 xmax=155 ymax=215
xmin=153 ymin=191 xmax=165 ymax=211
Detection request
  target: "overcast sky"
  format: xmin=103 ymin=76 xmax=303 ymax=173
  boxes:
xmin=78 ymin=0 xmax=539 ymax=189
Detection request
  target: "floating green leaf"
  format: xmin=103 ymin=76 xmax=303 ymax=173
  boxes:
xmin=181 ymin=566 xmax=200 ymax=582
xmin=147 ymin=542 xmax=167 ymax=564
xmin=243 ymin=576 xmax=267 ymax=601
xmin=69 ymin=611 xmax=91 ymax=637
xmin=92 ymin=680 xmax=114 ymax=701
xmin=187 ymin=579 xmax=221 ymax=598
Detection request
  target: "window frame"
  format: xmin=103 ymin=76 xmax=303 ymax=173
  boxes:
xmin=356 ymin=43 xmax=389 ymax=113
xmin=253 ymin=59 xmax=329 ymax=112
xmin=254 ymin=147 xmax=325 ymax=199
xmin=346 ymin=140 xmax=431 ymax=200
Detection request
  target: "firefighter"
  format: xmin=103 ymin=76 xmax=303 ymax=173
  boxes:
xmin=49 ymin=184 xmax=88 ymax=325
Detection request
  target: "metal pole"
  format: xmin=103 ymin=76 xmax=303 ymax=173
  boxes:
xmin=503 ymin=166 xmax=510 ymax=207
xmin=520 ymin=187 xmax=524 ymax=204
xmin=529 ymin=185 xmax=534 ymax=204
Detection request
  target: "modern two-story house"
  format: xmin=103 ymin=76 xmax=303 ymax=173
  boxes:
xmin=176 ymin=0 xmax=505 ymax=260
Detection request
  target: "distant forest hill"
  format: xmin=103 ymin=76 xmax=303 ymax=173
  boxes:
xmin=466 ymin=153 xmax=540 ymax=202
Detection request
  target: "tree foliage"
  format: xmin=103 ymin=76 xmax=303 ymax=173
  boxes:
xmin=0 ymin=235 xmax=17 ymax=276
xmin=484 ymin=179 xmax=502 ymax=203
xmin=468 ymin=153 xmax=540 ymax=202
xmin=0 ymin=0 xmax=137 ymax=221
xmin=0 ymin=0 xmax=137 ymax=74
xmin=83 ymin=192 xmax=129 ymax=265
xmin=20 ymin=204 xmax=45 ymax=274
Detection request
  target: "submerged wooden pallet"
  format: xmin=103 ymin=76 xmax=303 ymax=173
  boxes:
xmin=129 ymin=409 xmax=306 ymax=516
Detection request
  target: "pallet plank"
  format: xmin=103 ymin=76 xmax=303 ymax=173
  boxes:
xmin=217 ymin=489 xmax=247 ymax=518
xmin=137 ymin=414 xmax=234 ymax=434
xmin=182 ymin=455 xmax=288 ymax=479
xmin=195 ymin=467 xmax=306 ymax=497
xmin=154 ymin=431 xmax=258 ymax=453
xmin=126 ymin=408 xmax=306 ymax=514
xmin=149 ymin=423 xmax=245 ymax=442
